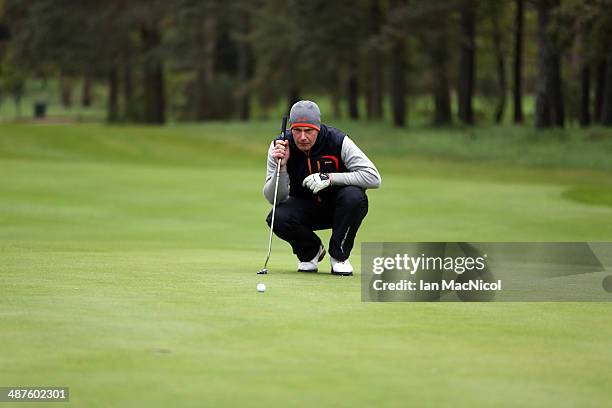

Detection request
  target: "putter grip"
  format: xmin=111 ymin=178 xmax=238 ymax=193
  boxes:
xmin=280 ymin=116 xmax=287 ymax=140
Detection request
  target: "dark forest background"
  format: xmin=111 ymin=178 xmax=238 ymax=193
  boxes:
xmin=0 ymin=0 xmax=611 ymax=128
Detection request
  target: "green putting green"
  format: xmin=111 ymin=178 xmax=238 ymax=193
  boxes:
xmin=1 ymin=123 xmax=611 ymax=407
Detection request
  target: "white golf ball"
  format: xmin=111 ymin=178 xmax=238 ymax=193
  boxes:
xmin=256 ymin=283 xmax=266 ymax=293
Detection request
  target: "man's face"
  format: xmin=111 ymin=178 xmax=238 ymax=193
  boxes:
xmin=291 ymin=127 xmax=319 ymax=152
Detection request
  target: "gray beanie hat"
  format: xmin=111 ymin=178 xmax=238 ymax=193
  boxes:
xmin=289 ymin=100 xmax=321 ymax=131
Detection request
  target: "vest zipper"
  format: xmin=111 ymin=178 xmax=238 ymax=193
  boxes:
xmin=306 ymin=151 xmax=313 ymax=174
xmin=305 ymin=151 xmax=321 ymax=203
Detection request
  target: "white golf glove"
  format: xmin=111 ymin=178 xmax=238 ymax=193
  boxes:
xmin=302 ymin=173 xmax=331 ymax=194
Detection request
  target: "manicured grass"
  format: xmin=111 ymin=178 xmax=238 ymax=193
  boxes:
xmin=1 ymin=122 xmax=611 ymax=407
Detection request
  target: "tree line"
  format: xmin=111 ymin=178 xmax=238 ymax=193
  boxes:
xmin=0 ymin=0 xmax=611 ymax=128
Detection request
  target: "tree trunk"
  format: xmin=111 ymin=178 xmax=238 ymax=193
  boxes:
xmin=594 ymin=59 xmax=606 ymax=122
xmin=191 ymin=14 xmax=216 ymax=121
xmin=14 ymin=95 xmax=22 ymax=118
xmin=602 ymin=51 xmax=612 ymax=126
xmin=59 ymin=74 xmax=73 ymax=108
xmin=534 ymin=1 xmax=551 ymax=128
xmin=534 ymin=0 xmax=563 ymax=128
xmin=458 ymin=1 xmax=476 ymax=124
xmin=236 ymin=71 xmax=250 ymax=122
xmin=347 ymin=68 xmax=359 ymax=119
xmin=81 ymin=72 xmax=92 ymax=107
xmin=365 ymin=0 xmax=384 ymax=120
xmin=236 ymin=12 xmax=251 ymax=121
xmin=238 ymin=92 xmax=250 ymax=122
xmin=432 ymin=34 xmax=451 ymax=125
xmin=577 ymin=27 xmax=591 ymax=127
xmin=195 ymin=67 xmax=207 ymax=120
xmin=12 ymin=80 xmax=24 ymax=119
xmin=580 ymin=65 xmax=591 ymax=127
xmin=141 ymin=25 xmax=165 ymax=124
xmin=151 ymin=62 xmax=165 ymax=124
xmin=123 ymin=58 xmax=135 ymax=121
xmin=390 ymin=39 xmax=406 ymax=127
xmin=107 ymin=66 xmax=119 ymax=122
xmin=550 ymin=52 xmax=564 ymax=126
xmin=366 ymin=59 xmax=384 ymax=120
xmin=513 ymin=0 xmax=524 ymax=123
xmin=330 ymin=67 xmax=342 ymax=119
xmin=492 ymin=6 xmax=506 ymax=123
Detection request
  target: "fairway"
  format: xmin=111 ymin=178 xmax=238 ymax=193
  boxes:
xmin=1 ymin=123 xmax=612 ymax=407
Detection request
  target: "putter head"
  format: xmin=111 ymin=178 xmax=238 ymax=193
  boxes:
xmin=257 ymin=268 xmax=268 ymax=275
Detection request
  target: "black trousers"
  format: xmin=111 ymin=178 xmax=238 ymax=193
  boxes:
xmin=266 ymin=186 xmax=369 ymax=262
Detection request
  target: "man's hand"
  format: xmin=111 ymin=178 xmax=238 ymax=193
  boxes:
xmin=302 ymin=173 xmax=331 ymax=194
xmin=272 ymin=140 xmax=290 ymax=167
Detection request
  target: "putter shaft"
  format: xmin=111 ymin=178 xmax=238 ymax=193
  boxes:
xmin=262 ymin=157 xmax=282 ymax=270
xmin=258 ymin=116 xmax=287 ymax=274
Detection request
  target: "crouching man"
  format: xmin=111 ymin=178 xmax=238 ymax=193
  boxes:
xmin=263 ymin=100 xmax=381 ymax=276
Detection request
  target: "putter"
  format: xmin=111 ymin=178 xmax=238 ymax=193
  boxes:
xmin=258 ymin=116 xmax=288 ymax=274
